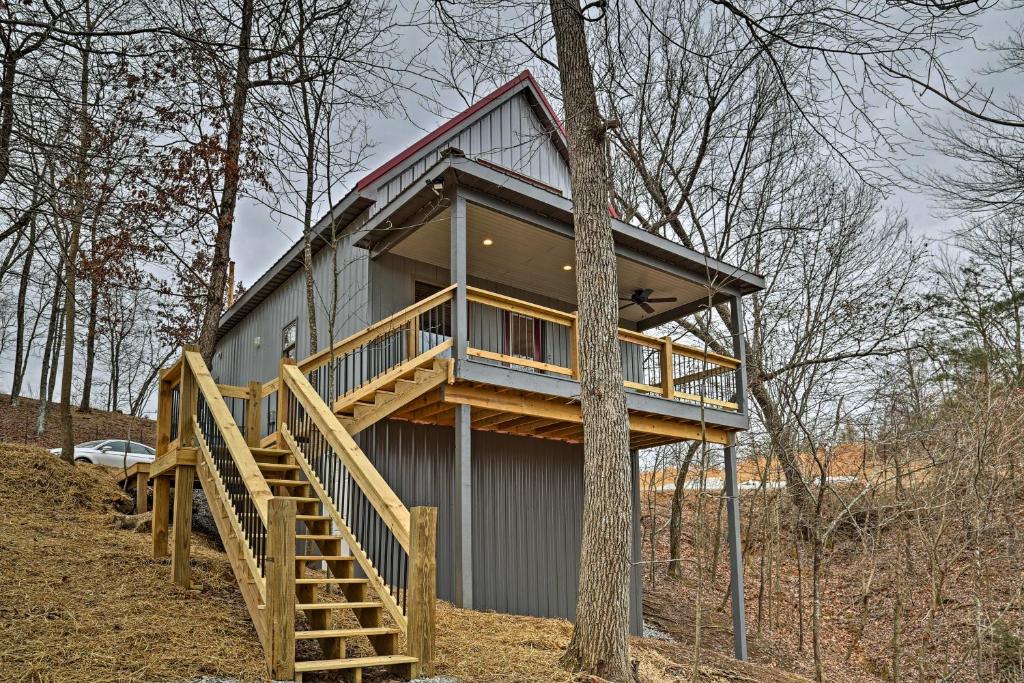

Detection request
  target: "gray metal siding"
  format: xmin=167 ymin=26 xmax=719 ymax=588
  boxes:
xmin=357 ymin=421 xmax=458 ymax=599
xmin=372 ymin=92 xmax=571 ymax=215
xmin=213 ymin=229 xmax=371 ymax=387
xmin=357 ymin=418 xmax=643 ymax=633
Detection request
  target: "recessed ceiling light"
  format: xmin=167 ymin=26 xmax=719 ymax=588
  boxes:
xmin=562 ymin=264 xmax=572 ymax=271
xmin=482 ymin=238 xmax=494 ymax=246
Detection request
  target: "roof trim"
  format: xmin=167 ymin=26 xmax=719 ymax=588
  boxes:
xmin=355 ymin=70 xmax=566 ymax=192
xmin=217 ymin=190 xmax=374 ymax=338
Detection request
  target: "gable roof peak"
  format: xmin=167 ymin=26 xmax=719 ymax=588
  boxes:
xmin=355 ymin=69 xmax=566 ymax=192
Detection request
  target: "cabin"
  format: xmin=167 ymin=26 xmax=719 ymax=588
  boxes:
xmin=146 ymin=71 xmax=764 ymax=681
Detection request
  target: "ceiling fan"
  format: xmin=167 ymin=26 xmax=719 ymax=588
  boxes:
xmin=619 ymin=288 xmax=678 ymax=314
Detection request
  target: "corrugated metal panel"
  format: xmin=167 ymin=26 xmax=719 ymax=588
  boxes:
xmin=357 ymin=420 xmax=458 ymax=600
xmin=372 ymin=92 xmax=571 ymax=219
xmin=357 ymin=418 xmax=643 ymax=633
xmin=213 ymin=230 xmax=370 ymax=387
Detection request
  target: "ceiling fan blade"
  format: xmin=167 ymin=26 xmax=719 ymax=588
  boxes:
xmin=645 ymin=297 xmax=678 ymax=304
xmin=619 ymin=302 xmax=635 ymax=310
xmin=640 ymin=302 xmax=656 ymax=314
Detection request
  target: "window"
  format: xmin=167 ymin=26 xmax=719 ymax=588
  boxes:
xmin=505 ymin=312 xmax=543 ymax=362
xmin=103 ymin=440 xmax=128 ymax=453
xmin=282 ymin=320 xmax=297 ymax=359
xmin=127 ymin=442 xmax=154 ymax=455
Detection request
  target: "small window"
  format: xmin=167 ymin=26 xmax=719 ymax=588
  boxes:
xmin=104 ymin=440 xmax=128 ymax=453
xmin=127 ymin=442 xmax=153 ymax=455
xmin=282 ymin=320 xmax=297 ymax=359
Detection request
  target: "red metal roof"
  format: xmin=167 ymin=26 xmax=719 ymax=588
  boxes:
xmin=355 ymin=70 xmax=566 ymax=192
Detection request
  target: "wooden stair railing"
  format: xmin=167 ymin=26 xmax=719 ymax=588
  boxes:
xmin=258 ymin=284 xmax=456 ymax=442
xmin=280 ymin=362 xmax=437 ymax=678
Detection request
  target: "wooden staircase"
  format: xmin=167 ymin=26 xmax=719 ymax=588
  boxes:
xmin=150 ymin=347 xmax=436 ymax=683
xmin=335 ymin=357 xmax=450 ymax=435
xmin=254 ymin=445 xmax=418 ymax=682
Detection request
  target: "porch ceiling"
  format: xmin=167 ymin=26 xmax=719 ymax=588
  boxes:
xmin=389 ymin=202 xmax=710 ymax=325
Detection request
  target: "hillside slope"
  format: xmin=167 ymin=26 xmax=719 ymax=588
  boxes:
xmin=0 ymin=443 xmax=807 ymax=682
xmin=0 ymin=394 xmax=155 ymax=448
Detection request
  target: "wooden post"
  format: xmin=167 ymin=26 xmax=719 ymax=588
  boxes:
xmin=266 ymin=497 xmax=296 ymax=681
xmin=407 ymin=314 xmax=420 ymax=360
xmin=171 ymin=464 xmax=195 ymax=587
xmin=276 ymin=358 xmax=296 ymax=446
xmin=152 ymin=476 xmax=170 ymax=559
xmin=179 ymin=344 xmax=199 ymax=448
xmin=408 ymin=506 xmax=437 ymax=677
xmin=155 ymin=368 xmax=172 ymax=458
xmin=135 ymin=470 xmax=149 ymax=514
xmin=660 ymin=336 xmax=674 ymax=398
xmin=569 ymin=315 xmax=580 ymax=379
xmin=245 ymin=381 xmax=261 ymax=446
xmin=226 ymin=260 xmax=236 ymax=308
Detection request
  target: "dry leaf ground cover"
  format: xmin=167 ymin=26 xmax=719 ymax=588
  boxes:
xmin=0 ymin=394 xmax=155 ymax=448
xmin=0 ymin=441 xmax=802 ymax=682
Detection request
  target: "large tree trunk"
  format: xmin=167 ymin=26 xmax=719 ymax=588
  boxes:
xmin=196 ymin=0 xmax=254 ymax=367
xmin=9 ymin=219 xmax=35 ymax=404
xmin=0 ymin=51 xmax=19 ymax=187
xmin=59 ymin=3 xmax=92 ymax=465
xmin=549 ymin=2 xmax=633 ymax=680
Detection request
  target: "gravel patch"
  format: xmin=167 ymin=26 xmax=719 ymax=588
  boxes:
xmin=642 ymin=621 xmax=674 ymax=641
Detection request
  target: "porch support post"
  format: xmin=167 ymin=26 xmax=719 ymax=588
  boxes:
xmin=726 ymin=294 xmax=748 ymax=660
xmin=450 ymin=189 xmax=468 ymax=366
xmin=453 ymin=403 xmax=473 ymax=608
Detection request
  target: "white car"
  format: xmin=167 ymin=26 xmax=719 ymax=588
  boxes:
xmin=50 ymin=439 xmax=156 ymax=467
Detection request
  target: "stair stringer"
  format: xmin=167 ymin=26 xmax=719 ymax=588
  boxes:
xmin=342 ymin=362 xmax=450 ymax=435
xmin=191 ymin=420 xmax=269 ymax=650
xmin=333 ymin=342 xmax=452 ymax=415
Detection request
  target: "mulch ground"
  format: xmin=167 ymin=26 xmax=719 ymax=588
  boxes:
xmin=0 ymin=443 xmax=802 ymax=683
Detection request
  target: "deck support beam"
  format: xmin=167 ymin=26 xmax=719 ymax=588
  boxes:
xmin=450 ymin=188 xmax=468 ymax=366
xmin=171 ymin=464 xmax=195 ymax=588
xmin=726 ymin=294 xmax=748 ymax=661
xmin=152 ymin=476 xmax=170 ymax=558
xmin=453 ymin=403 xmax=473 ymax=608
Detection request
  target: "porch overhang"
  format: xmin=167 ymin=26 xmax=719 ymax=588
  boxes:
xmin=353 ymin=154 xmax=764 ymax=329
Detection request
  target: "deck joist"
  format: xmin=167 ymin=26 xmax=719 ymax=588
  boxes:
xmin=378 ymin=379 xmax=731 ymax=448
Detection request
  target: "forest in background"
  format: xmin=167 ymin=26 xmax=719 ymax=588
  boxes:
xmin=1 ymin=0 xmax=1023 ymax=680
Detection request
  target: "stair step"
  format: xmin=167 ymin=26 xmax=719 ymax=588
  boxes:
xmin=256 ymin=462 xmax=299 ymax=472
xmin=264 ymin=478 xmax=308 ymax=487
xmin=250 ymin=447 xmax=289 ymax=462
xmin=394 ymin=378 xmax=418 ymax=393
xmin=374 ymin=390 xmax=396 ymax=405
xmin=294 ymin=626 xmax=400 ymax=640
xmin=294 ymin=654 xmax=417 ymax=673
xmin=295 ymin=577 xmax=368 ymax=585
xmin=297 ymin=534 xmax=342 ymax=542
xmin=296 ymin=555 xmax=353 ymax=562
xmin=295 ymin=601 xmax=381 ymax=611
xmin=296 ymin=514 xmax=330 ymax=522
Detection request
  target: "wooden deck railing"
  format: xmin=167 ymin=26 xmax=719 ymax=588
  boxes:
xmin=257 ymin=282 xmax=742 ymax=416
xmin=465 ymin=285 xmax=741 ymax=411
